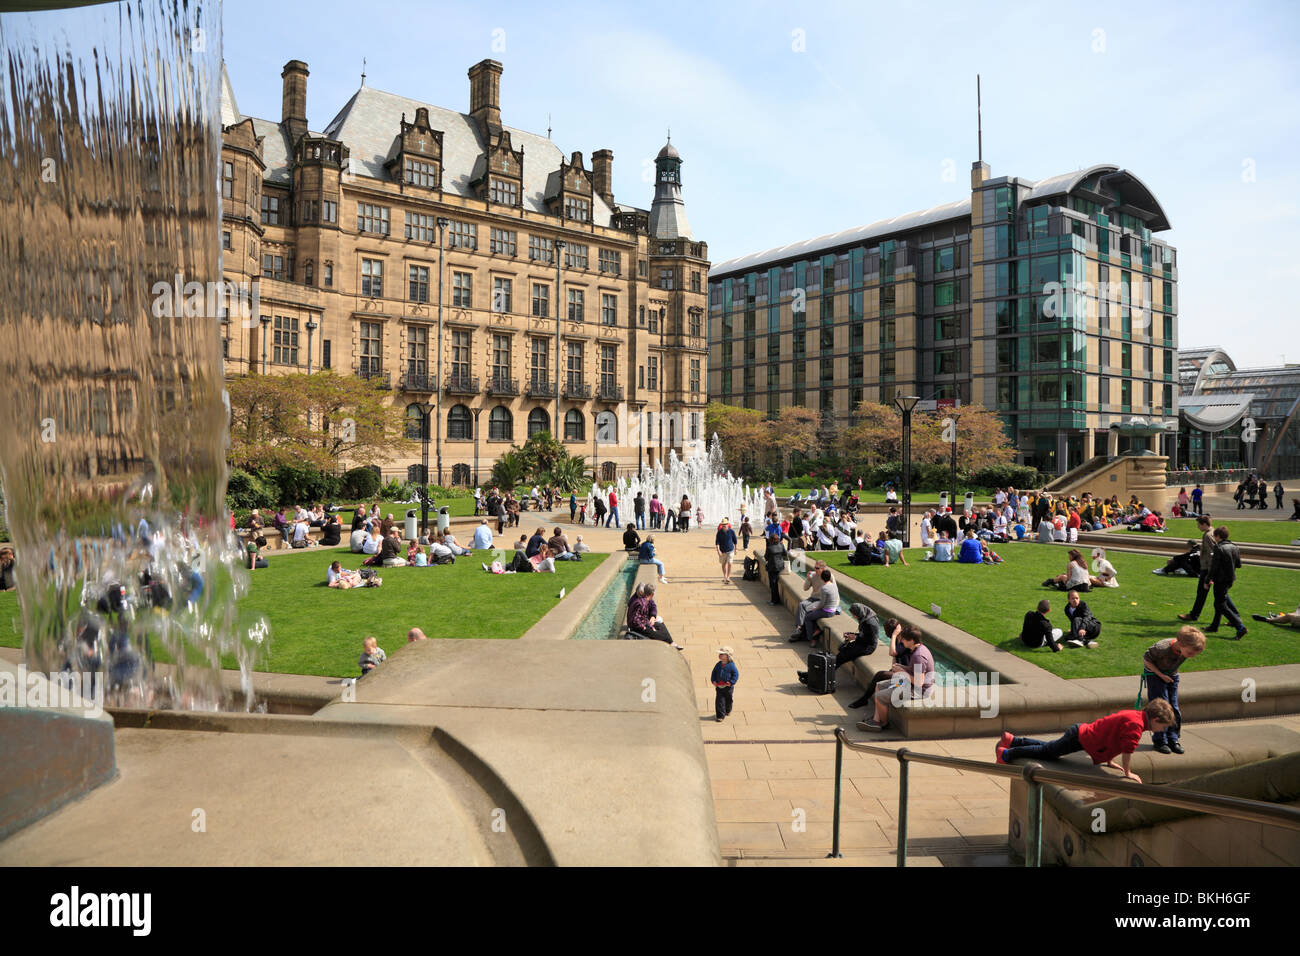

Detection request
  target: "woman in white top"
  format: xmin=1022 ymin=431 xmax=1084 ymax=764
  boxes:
xmin=920 ymin=511 xmax=933 ymax=547
xmin=1018 ymin=495 xmax=1031 ymax=522
xmin=833 ymin=522 xmax=853 ymax=549
xmin=885 ymin=487 xmax=899 ymax=503
xmin=1047 ymin=549 xmax=1091 ymax=590
xmin=816 ymin=521 xmax=836 ymax=550
xmin=1089 ymin=547 xmax=1120 ymax=588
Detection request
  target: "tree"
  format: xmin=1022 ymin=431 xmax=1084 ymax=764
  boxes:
xmin=226 ymin=371 xmax=416 ymax=472
xmin=488 ymin=433 xmax=589 ymax=491
xmin=838 ymin=401 xmax=902 ymax=468
xmin=774 ymin=406 xmax=821 ymax=478
xmin=704 ymin=402 xmax=766 ymax=470
xmin=912 ymin=404 xmax=1017 ymax=472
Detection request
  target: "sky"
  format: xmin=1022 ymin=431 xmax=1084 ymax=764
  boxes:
xmin=223 ymin=0 xmax=1300 ymax=370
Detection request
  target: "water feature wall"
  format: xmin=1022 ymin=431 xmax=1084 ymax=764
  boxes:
xmin=0 ymin=0 xmax=267 ymax=709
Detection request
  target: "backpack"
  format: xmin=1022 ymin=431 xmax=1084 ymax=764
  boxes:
xmin=742 ymin=556 xmax=760 ymax=581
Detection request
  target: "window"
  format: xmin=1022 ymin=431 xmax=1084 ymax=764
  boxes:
xmin=881 ymin=284 xmax=896 ymax=312
xmin=691 ymin=271 xmax=702 ymax=292
xmin=881 ymin=351 xmax=896 ymax=376
xmin=322 ymin=200 xmax=337 ymax=223
xmin=488 ymin=406 xmax=513 ymax=441
xmin=690 ymin=358 xmax=701 ymax=393
xmin=936 ymin=315 xmax=961 ymax=340
xmin=564 ymin=196 xmax=590 ymax=222
xmin=1098 ymin=376 xmax=1110 ymax=406
xmin=447 ymin=220 xmax=477 ymax=250
xmin=658 ymin=268 xmax=675 ymax=290
xmin=222 ymin=230 xmax=231 ymax=251
xmin=492 ymin=277 xmax=512 ymax=313
xmin=1121 ymin=379 xmax=1132 ymax=409
xmin=490 ymin=228 xmax=517 ymax=256
xmin=598 ymin=249 xmax=621 ymax=275
xmin=690 ymin=311 xmax=702 ymax=337
xmin=409 ymin=265 xmax=429 ymax=303
xmin=820 ymin=357 xmax=834 ymax=383
xmin=262 ymin=253 xmax=286 ymax=280
xmin=222 ymin=161 xmax=234 ymax=198
xmin=567 ymin=288 xmax=585 ymax=322
xmin=528 ymin=407 xmax=551 ymax=437
xmin=323 ymin=262 xmax=333 ymax=287
xmin=451 ymin=331 xmax=471 ymax=380
xmin=489 ymin=178 xmax=519 ymax=205
xmin=404 ymin=157 xmax=436 ymax=187
xmin=690 ymin=412 xmax=699 ymax=441
xmin=529 ymin=235 xmax=555 ymax=263
xmin=567 ymin=342 xmax=584 ymax=389
xmin=322 ymin=340 xmax=331 ymax=369
xmin=531 ymin=283 xmax=549 ymax=317
xmin=448 ymin=404 xmax=472 ymax=440
xmin=405 ymin=212 xmax=436 ymax=242
xmin=1163 ymin=383 xmax=1173 ymax=410
xmin=406 ymin=404 xmax=428 ymax=441
xmin=1121 ymin=343 xmax=1132 ymax=372
xmin=565 ymin=243 xmax=589 ymax=269
xmin=649 ymin=308 xmax=660 ymax=334
xmin=600 ymin=344 xmax=616 ymax=393
xmin=357 ymin=202 xmax=390 ymax=235
xmin=298 ymin=199 xmax=318 ymax=223
xmin=490 ymin=334 xmax=512 ymax=382
xmin=452 ymin=272 xmax=472 ymax=308
xmin=530 ymin=338 xmax=549 ymax=385
xmin=933 ymin=246 xmax=955 ymax=273
xmin=564 ymin=409 xmax=584 ymax=441
xmin=361 ymin=258 xmax=383 ymax=297
xmin=359 ymin=322 xmax=382 ymax=374
xmin=934 ymin=280 xmax=959 ymax=308
xmin=648 ymin=355 xmax=659 ymax=391
xmin=996 ymin=338 xmax=1017 ymax=371
xmin=936 ymin=350 xmax=962 ymax=375
xmin=407 ymin=325 xmax=427 ymax=378
xmin=304 ymin=261 xmax=314 ymax=286
xmin=273 ymin=315 xmax=299 ymax=365
xmin=601 ymin=294 xmax=617 ymax=326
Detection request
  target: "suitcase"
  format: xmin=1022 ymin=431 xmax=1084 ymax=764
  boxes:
xmin=806 ymin=650 xmax=836 ymax=694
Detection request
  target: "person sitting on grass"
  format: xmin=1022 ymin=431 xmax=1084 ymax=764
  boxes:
xmin=358 ymin=636 xmax=386 ymax=677
xmin=327 ymin=560 xmax=380 ymax=589
xmin=361 ymin=527 xmax=383 ymax=565
xmin=1020 ymin=599 xmax=1063 ymax=652
xmin=407 ymin=540 xmax=426 ymax=566
xmin=548 ymin=528 xmax=580 ymax=561
xmin=930 ymin=531 xmax=954 ymax=562
xmin=1153 ymin=540 xmax=1201 ymax=577
xmin=1063 ymin=589 xmax=1101 ymax=648
xmin=856 ymin=625 xmax=933 ymax=732
xmin=1133 ymin=509 xmax=1166 ymax=532
xmin=428 ymin=537 xmax=456 ymax=565
xmin=379 ymin=528 xmax=407 ymax=567
xmin=246 ymin=537 xmax=268 ymax=571
xmin=957 ymin=528 xmax=983 ymax=564
xmin=573 ymin=534 xmax=591 ymax=554
xmin=407 ymin=627 xmax=427 ymax=643
xmin=441 ymin=531 xmax=472 ymax=557
xmin=879 ymin=529 xmax=908 ymax=567
xmin=848 ymin=532 xmax=879 ymax=566
xmin=1036 ymin=515 xmax=1055 ymax=544
xmin=623 ymin=523 xmax=641 ymax=552
xmin=0 ymin=546 xmax=15 ymax=592
xmin=321 ymin=514 xmax=342 ymax=547
xmin=1088 ymin=547 xmax=1119 ymax=588
xmin=1044 ymin=548 xmax=1091 ymax=590
xmin=996 ymin=698 xmax=1176 ymax=783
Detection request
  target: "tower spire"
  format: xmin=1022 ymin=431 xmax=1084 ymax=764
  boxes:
xmin=361 ymin=57 xmax=366 ymax=87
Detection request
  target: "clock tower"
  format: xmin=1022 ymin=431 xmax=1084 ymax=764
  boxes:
xmin=648 ymin=137 xmax=692 ymax=240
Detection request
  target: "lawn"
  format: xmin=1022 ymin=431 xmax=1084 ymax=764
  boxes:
xmin=828 ymin=542 xmax=1300 ymax=679
xmin=1152 ymin=518 xmax=1300 ymax=548
xmin=0 ymin=545 xmax=602 ymax=678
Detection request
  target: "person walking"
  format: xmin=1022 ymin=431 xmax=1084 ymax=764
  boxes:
xmin=633 ymin=492 xmax=646 ymax=530
xmin=1275 ymin=481 xmax=1286 ymax=510
xmin=763 ymin=532 xmax=787 ymax=606
xmin=1177 ymin=515 xmax=1217 ymax=625
xmin=711 ymin=648 xmax=739 ymax=722
xmin=569 ymin=491 xmax=578 ymax=523
xmin=606 ymin=488 xmax=620 ymax=528
xmin=678 ymin=495 xmax=692 ymax=532
xmin=1204 ymin=526 xmax=1247 ymax=639
xmin=715 ymin=518 xmax=738 ymax=584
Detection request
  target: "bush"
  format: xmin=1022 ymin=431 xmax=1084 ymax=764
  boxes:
xmin=274 ymin=465 xmax=339 ymax=506
xmin=226 ymin=468 xmax=277 ymax=511
xmin=340 ymin=466 xmax=381 ymax=501
xmin=969 ymin=464 xmax=1042 ymax=490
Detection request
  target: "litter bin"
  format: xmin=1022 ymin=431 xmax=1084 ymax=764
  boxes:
xmin=405 ymin=509 xmax=418 ymax=541
xmin=963 ymin=491 xmax=975 ymax=514
xmin=938 ymin=491 xmax=949 ymax=513
xmin=437 ymin=506 xmax=450 ymax=535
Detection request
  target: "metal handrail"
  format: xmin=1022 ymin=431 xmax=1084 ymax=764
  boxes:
xmin=831 ymin=727 xmax=1300 ymax=866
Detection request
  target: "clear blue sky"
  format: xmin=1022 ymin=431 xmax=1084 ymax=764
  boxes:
xmin=223 ymin=0 xmax=1299 ymax=369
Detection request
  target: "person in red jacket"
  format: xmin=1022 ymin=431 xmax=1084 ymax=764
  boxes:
xmin=994 ymin=699 xmax=1176 ymax=783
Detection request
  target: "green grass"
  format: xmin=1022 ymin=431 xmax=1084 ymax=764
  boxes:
xmin=1154 ymin=518 xmax=1300 ymax=548
xmin=828 ymin=543 xmax=1300 ymax=679
xmin=0 ymin=547 xmax=602 ymax=678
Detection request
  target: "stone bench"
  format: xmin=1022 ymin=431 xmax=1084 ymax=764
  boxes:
xmin=237 ymin=526 xmax=329 ymax=551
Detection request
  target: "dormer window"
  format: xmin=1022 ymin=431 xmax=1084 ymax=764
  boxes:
xmin=564 ymin=197 xmax=590 ymax=222
xmin=489 ymin=178 xmax=518 ymax=206
xmin=404 ymin=157 xmax=437 ymax=187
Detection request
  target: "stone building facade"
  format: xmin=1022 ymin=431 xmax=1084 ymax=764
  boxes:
xmin=220 ymin=58 xmax=708 ymax=485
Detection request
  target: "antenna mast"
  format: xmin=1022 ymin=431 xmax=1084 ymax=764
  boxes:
xmin=977 ymin=74 xmax=982 ymax=164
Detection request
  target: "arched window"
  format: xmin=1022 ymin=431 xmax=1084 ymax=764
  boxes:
xmin=564 ymin=408 xmax=585 ymax=442
xmin=405 ymin=404 xmax=428 ymax=440
xmin=407 ymin=464 xmax=428 ymax=485
xmin=601 ymin=461 xmax=617 ymax=482
xmin=528 ymin=407 xmax=550 ymax=437
xmin=595 ymin=410 xmax=617 ymax=443
xmin=448 ymin=404 xmax=472 ymax=440
xmin=489 ymin=405 xmax=513 ymax=441
xmin=451 ymin=463 xmax=471 ymax=486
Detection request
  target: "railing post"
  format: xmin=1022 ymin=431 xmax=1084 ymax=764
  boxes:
xmin=896 ymin=748 xmax=910 ymax=868
xmin=829 ymin=733 xmax=844 ymax=859
xmin=1024 ymin=764 xmax=1043 ymax=868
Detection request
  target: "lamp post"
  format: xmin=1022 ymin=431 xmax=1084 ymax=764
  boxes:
xmin=554 ymin=239 xmax=565 ymax=442
xmin=305 ymin=318 xmax=318 ymax=428
xmin=948 ymin=408 xmax=960 ymax=510
xmin=592 ymin=409 xmax=599 ymax=482
xmin=259 ymin=315 xmax=270 ymax=375
xmin=472 ymin=407 xmax=483 ymax=487
xmin=894 ymin=394 xmax=921 ymax=547
xmin=420 ymin=402 xmax=433 ymax=534
xmin=435 ymin=216 xmax=449 ymax=486
xmin=658 ymin=305 xmax=666 ymax=466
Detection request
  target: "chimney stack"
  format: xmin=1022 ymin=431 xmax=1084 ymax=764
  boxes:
xmin=971 ymin=160 xmax=990 ymax=189
xmin=281 ymin=59 xmax=309 ymax=142
xmin=468 ymin=59 xmax=503 ymax=145
xmin=592 ymin=149 xmax=614 ymax=207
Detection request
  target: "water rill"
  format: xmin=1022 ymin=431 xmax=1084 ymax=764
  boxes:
xmin=0 ymin=0 xmax=267 ymax=710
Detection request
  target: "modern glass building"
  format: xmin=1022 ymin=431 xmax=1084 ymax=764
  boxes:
xmin=708 ymin=162 xmax=1179 ymax=475
xmin=1178 ymin=348 xmax=1300 ymax=475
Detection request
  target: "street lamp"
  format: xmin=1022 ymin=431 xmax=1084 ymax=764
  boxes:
xmin=948 ymin=407 xmax=961 ymax=511
xmin=658 ymin=305 xmax=666 ymax=466
xmin=894 ymin=394 xmax=921 ymax=548
xmin=419 ymin=401 xmax=433 ymax=534
xmin=305 ymin=318 xmax=318 ymax=428
xmin=259 ymin=315 xmax=270 ymax=375
xmin=435 ymin=216 xmax=449 ymax=486
xmin=554 ymin=239 xmax=566 ymax=442
xmin=592 ymin=408 xmax=600 ymax=482
xmin=472 ymin=406 xmax=483 ymax=488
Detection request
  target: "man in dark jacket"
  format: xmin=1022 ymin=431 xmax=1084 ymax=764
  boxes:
xmin=1063 ymin=590 xmax=1101 ymax=648
xmin=797 ymin=603 xmax=882 ymax=686
xmin=1020 ymin=599 xmax=1061 ymax=651
xmin=933 ymin=510 xmax=958 ymax=542
xmin=1205 ymin=526 xmax=1247 ymax=638
xmin=764 ymin=533 xmax=787 ymax=606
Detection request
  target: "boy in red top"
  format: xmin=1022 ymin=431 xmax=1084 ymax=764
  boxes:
xmin=995 ymin=699 xmax=1176 ymax=783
